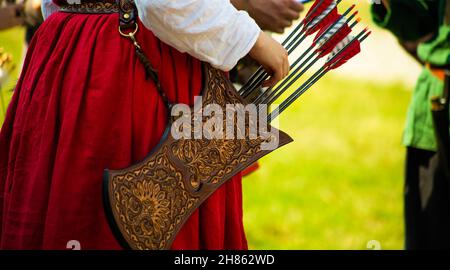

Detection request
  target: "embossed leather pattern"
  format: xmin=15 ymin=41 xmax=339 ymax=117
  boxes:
xmin=103 ymin=64 xmax=293 ymax=250
xmin=59 ymin=0 xmax=137 ymax=26
xmin=59 ymin=1 xmax=119 ymax=14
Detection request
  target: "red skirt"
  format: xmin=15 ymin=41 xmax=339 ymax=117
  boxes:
xmin=0 ymin=12 xmax=247 ymax=250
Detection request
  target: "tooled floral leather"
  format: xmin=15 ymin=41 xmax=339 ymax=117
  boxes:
xmin=104 ymin=64 xmax=293 ymax=250
xmin=59 ymin=0 xmax=137 ymax=25
xmin=59 ymin=1 xmax=119 ymax=13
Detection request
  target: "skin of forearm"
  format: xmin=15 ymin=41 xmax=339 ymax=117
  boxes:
xmin=230 ymin=0 xmax=249 ymax=11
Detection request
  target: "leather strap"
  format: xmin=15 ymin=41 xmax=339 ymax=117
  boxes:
xmin=117 ymin=0 xmax=172 ymax=109
xmin=117 ymin=0 xmax=137 ymax=28
xmin=59 ymin=1 xmax=119 ymax=13
xmin=59 ymin=0 xmax=173 ymax=110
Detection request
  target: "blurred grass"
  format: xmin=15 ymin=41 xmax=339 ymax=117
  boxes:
xmin=243 ymin=1 xmax=408 ymax=250
xmin=0 ymin=26 xmax=24 ymax=122
xmin=243 ymin=76 xmax=409 ymax=250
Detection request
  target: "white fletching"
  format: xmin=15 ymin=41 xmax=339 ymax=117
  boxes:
xmin=307 ymin=0 xmax=337 ymax=30
xmin=326 ymin=35 xmax=354 ymax=62
xmin=316 ymin=16 xmax=346 ymax=47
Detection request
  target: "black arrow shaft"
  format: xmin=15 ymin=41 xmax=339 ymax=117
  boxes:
xmin=244 ymin=2 xmax=353 ymax=100
xmin=267 ymin=31 xmax=371 ymax=122
xmin=239 ymin=0 xmax=340 ymax=96
xmin=254 ymin=9 xmax=358 ymax=105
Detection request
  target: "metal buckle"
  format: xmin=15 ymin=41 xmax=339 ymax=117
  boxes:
xmin=118 ymin=23 xmax=141 ymax=50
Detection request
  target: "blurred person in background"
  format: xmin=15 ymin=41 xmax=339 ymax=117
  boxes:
xmin=371 ymin=0 xmax=450 ymax=250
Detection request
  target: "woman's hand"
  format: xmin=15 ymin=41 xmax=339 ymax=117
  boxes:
xmin=249 ymin=31 xmax=289 ymax=87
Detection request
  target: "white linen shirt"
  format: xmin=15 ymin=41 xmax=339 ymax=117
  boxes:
xmin=41 ymin=0 xmax=261 ymax=71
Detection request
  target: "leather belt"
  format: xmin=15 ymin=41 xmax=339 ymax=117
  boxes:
xmin=59 ymin=0 xmax=118 ymax=13
xmin=59 ymin=0 xmax=137 ymax=28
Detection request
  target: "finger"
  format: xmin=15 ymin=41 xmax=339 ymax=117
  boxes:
xmin=288 ymin=1 xmax=304 ymax=12
xmin=263 ymin=74 xmax=280 ymax=88
xmin=283 ymin=10 xmax=301 ymax=21
xmin=263 ymin=69 xmax=281 ymax=88
xmin=272 ymin=26 xmax=285 ymax=34
xmin=262 ymin=67 xmax=276 ymax=87
xmin=280 ymin=19 xmax=293 ymax=29
xmin=274 ymin=20 xmax=291 ymax=33
xmin=273 ymin=68 xmax=283 ymax=85
xmin=280 ymin=57 xmax=288 ymax=80
xmin=284 ymin=58 xmax=290 ymax=79
xmin=281 ymin=60 xmax=287 ymax=80
xmin=262 ymin=78 xmax=275 ymax=88
xmin=279 ymin=60 xmax=285 ymax=81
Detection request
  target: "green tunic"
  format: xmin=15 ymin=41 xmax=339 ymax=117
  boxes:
xmin=371 ymin=0 xmax=450 ymax=151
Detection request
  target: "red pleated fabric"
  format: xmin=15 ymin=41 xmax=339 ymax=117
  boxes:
xmin=0 ymin=12 xmax=247 ymax=250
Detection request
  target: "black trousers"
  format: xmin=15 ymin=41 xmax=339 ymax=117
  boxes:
xmin=405 ymin=147 xmax=450 ymax=249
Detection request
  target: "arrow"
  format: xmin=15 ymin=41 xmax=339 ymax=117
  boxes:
xmin=268 ymin=29 xmax=371 ymax=122
xmin=253 ymin=7 xmax=358 ymax=105
xmin=239 ymin=0 xmax=341 ymax=97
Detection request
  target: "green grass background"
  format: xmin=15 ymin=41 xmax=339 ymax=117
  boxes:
xmin=0 ymin=1 xmax=409 ymax=250
xmin=243 ymin=76 xmax=408 ymax=250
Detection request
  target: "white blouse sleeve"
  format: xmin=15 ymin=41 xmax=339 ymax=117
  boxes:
xmin=135 ymin=0 xmax=261 ymax=71
xmin=41 ymin=0 xmax=261 ymax=71
xmin=41 ymin=0 xmax=60 ymax=19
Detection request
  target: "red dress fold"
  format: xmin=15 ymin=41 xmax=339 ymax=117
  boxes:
xmin=0 ymin=12 xmax=247 ymax=250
